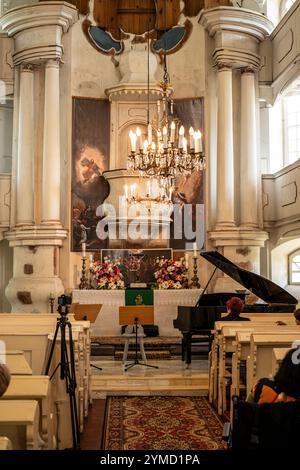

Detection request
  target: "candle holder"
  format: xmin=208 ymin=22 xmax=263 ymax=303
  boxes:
xmin=79 ymin=256 xmax=89 ymax=289
xmin=191 ymin=256 xmax=201 ymax=289
xmin=49 ymin=295 xmax=55 ymax=314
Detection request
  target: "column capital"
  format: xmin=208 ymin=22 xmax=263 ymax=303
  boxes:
xmin=0 ymin=2 xmax=78 ymax=66
xmin=241 ymin=66 xmax=256 ymax=75
xmin=199 ymin=7 xmax=274 ymax=70
xmin=216 ymin=62 xmax=233 ymax=72
xmin=20 ymin=63 xmax=36 ymax=73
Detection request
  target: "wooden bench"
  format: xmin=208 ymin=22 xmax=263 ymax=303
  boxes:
xmin=271 ymin=347 xmax=291 ymax=376
xmin=5 ymin=351 xmax=32 ymax=375
xmin=0 ymin=316 xmax=92 ymax=412
xmin=0 ymin=400 xmax=41 ymax=450
xmin=212 ymin=323 xmax=299 ymax=414
xmin=2 ymin=375 xmax=54 ymax=449
xmin=0 ymin=437 xmax=12 ymax=450
xmin=0 ymin=328 xmax=50 ymax=374
xmin=247 ymin=333 xmax=300 ymax=395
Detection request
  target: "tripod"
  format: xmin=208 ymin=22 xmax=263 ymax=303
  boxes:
xmin=124 ymin=317 xmax=159 ymax=372
xmin=45 ymin=304 xmax=80 ymax=450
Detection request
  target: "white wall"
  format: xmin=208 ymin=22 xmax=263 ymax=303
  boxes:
xmin=268 ymin=98 xmax=284 ymax=173
xmin=271 ymin=237 xmax=300 ymax=301
xmin=0 ymin=101 xmax=12 ymax=173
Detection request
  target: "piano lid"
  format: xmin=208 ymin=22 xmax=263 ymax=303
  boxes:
xmin=200 ymin=251 xmax=298 ymax=305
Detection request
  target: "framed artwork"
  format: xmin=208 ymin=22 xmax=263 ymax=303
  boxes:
xmin=170 ymin=97 xmax=205 ymax=250
xmin=101 ymin=248 xmax=172 ymax=286
xmin=71 ymin=97 xmax=110 ymax=251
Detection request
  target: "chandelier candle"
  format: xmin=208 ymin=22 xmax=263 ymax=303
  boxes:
xmin=127 ymin=20 xmax=205 ymax=192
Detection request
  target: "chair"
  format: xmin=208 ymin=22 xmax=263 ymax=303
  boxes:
xmin=223 ymin=396 xmax=300 ymax=449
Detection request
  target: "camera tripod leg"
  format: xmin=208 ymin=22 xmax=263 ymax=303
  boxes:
xmin=45 ymin=320 xmax=61 ymax=375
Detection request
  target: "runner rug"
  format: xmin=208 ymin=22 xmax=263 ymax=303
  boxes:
xmin=102 ymin=396 xmax=226 ymax=450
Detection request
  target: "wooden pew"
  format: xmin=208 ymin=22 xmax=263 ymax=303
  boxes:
xmin=0 ymin=328 xmax=50 ymax=374
xmin=271 ymin=347 xmax=291 ymax=376
xmin=0 ymin=315 xmax=92 ymax=411
xmin=0 ymin=437 xmax=12 ymax=450
xmin=247 ymin=333 xmax=300 ymax=395
xmin=2 ymin=376 xmax=54 ymax=450
xmin=213 ymin=323 xmax=299 ymax=414
xmin=0 ymin=400 xmax=41 ymax=450
xmin=4 ymin=351 xmax=32 ymax=375
xmin=0 ymin=325 xmax=87 ymax=449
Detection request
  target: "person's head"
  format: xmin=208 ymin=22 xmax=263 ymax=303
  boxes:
xmin=294 ymin=309 xmax=300 ymax=326
xmin=274 ymin=348 xmax=300 ymax=398
xmin=0 ymin=363 xmax=11 ymax=397
xmin=226 ymin=297 xmax=244 ymax=316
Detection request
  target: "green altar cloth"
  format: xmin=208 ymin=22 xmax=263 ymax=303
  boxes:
xmin=125 ymin=288 xmax=154 ymax=306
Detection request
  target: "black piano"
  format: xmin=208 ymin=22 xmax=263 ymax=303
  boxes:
xmin=173 ymin=251 xmax=298 ymax=365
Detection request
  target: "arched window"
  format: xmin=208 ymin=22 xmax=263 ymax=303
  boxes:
xmin=283 ymin=94 xmax=300 ymax=165
xmin=280 ymin=0 xmax=296 ymax=18
xmin=289 ymin=250 xmax=300 ymax=285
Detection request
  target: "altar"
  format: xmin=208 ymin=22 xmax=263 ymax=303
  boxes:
xmin=72 ymin=289 xmax=202 ymax=337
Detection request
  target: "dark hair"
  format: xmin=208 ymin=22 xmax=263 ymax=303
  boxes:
xmin=294 ymin=309 xmax=300 ymax=321
xmin=226 ymin=297 xmax=244 ymax=315
xmin=274 ymin=348 xmax=300 ymax=398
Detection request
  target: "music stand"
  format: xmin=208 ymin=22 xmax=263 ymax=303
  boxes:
xmin=119 ymin=306 xmax=159 ymax=371
xmin=71 ymin=303 xmax=103 ymax=371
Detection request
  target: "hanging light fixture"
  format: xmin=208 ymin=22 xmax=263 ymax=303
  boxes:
xmin=127 ymin=0 xmax=205 ymax=195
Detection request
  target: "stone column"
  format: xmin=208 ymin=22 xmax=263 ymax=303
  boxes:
xmin=216 ymin=65 xmax=235 ymax=228
xmin=240 ymin=68 xmax=258 ymax=228
xmin=42 ymin=59 xmax=61 ymax=225
xmin=16 ymin=64 xmax=34 ymax=226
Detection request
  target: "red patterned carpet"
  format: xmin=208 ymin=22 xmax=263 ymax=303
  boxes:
xmin=103 ymin=396 xmax=226 ymax=450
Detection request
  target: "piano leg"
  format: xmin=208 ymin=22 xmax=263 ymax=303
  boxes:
xmin=184 ymin=332 xmax=192 ymax=368
xmin=181 ymin=336 xmax=186 ymax=362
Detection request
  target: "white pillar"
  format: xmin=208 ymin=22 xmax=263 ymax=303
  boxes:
xmin=42 ymin=59 xmax=61 ymax=224
xmin=16 ymin=64 xmax=34 ymax=226
xmin=240 ymin=68 xmax=258 ymax=228
xmin=216 ymin=65 xmax=235 ymax=228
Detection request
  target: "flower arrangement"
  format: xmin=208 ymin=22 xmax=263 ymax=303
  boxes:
xmin=154 ymin=259 xmax=189 ymax=289
xmin=93 ymin=257 xmax=125 ymax=290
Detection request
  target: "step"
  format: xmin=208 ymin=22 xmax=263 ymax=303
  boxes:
xmin=114 ymin=350 xmax=171 ymax=361
xmin=92 ymin=373 xmax=208 ymax=394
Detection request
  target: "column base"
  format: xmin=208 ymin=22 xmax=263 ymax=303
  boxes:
xmin=5 ymin=276 xmax=64 ymax=313
xmin=4 ymin=226 xmax=67 ymax=312
xmin=208 ymin=227 xmax=269 ymax=292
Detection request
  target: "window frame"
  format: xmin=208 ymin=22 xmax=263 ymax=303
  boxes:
xmin=288 ymin=249 xmax=300 ymax=285
xmin=282 ymin=94 xmax=300 ymax=166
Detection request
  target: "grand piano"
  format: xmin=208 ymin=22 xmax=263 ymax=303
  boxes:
xmin=173 ymin=251 xmax=298 ymax=365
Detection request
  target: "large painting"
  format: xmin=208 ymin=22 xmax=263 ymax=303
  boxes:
xmin=101 ymin=249 xmax=172 ymax=286
xmin=170 ymin=98 xmax=205 ymax=250
xmin=71 ymin=98 xmax=110 ymax=251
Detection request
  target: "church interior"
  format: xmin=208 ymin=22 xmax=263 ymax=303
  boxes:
xmin=0 ymin=0 xmax=300 ymax=454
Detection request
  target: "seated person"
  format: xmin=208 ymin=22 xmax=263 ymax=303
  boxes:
xmin=294 ymin=309 xmax=300 ymax=325
xmin=249 ymin=348 xmax=300 ymax=404
xmin=0 ymin=363 xmax=11 ymax=397
xmin=222 ymin=296 xmax=250 ymax=321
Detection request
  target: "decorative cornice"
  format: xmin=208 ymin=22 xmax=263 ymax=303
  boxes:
xmin=199 ymin=7 xmax=273 ymax=70
xmin=5 ymin=225 xmax=68 ymax=247
xmin=209 ymin=228 xmax=269 ymax=247
xmin=199 ymin=7 xmax=274 ymax=41
xmin=106 ymin=84 xmax=164 ymax=102
xmin=0 ymin=2 xmax=78 ymax=65
xmin=0 ymin=2 xmax=78 ymax=35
